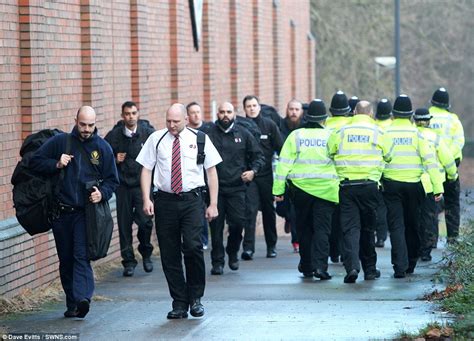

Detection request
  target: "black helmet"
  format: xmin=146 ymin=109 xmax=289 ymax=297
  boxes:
xmin=348 ymin=96 xmax=360 ymax=114
xmin=376 ymin=98 xmax=392 ymax=120
xmin=305 ymin=99 xmax=327 ymax=122
xmin=413 ymin=107 xmax=432 ymax=121
xmin=431 ymin=87 xmax=450 ymax=109
xmin=329 ymin=91 xmax=350 ymax=116
xmin=392 ymin=94 xmax=413 ymax=118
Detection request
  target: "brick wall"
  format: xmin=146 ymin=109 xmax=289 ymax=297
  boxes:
xmin=0 ymin=0 xmax=314 ymax=298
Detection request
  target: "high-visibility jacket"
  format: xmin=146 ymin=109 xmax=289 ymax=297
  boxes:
xmin=418 ymin=126 xmax=458 ymax=194
xmin=326 ymin=116 xmax=352 ymax=132
xmin=273 ymin=127 xmax=339 ymax=203
xmin=327 ymin=115 xmax=393 ymax=182
xmin=429 ymin=106 xmax=464 ymax=161
xmin=375 ymin=118 xmax=392 ymax=130
xmin=382 ymin=119 xmax=444 ymax=194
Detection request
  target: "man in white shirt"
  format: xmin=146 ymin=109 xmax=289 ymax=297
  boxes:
xmin=137 ymin=103 xmax=222 ymax=319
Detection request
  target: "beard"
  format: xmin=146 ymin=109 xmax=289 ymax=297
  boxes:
xmin=218 ymin=118 xmax=234 ymax=130
xmin=286 ymin=117 xmax=301 ymax=130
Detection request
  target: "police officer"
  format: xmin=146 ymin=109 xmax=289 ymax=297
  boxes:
xmin=328 ymin=101 xmax=393 ymax=283
xmin=348 ymin=96 xmax=360 ymax=117
xmin=413 ymin=108 xmax=458 ymax=261
xmin=382 ymin=95 xmax=443 ymax=278
xmin=105 ymin=101 xmax=155 ymax=277
xmin=274 ymin=99 xmax=339 ymax=279
xmin=206 ymin=102 xmax=265 ymax=275
xmin=30 ymin=106 xmax=119 ymax=318
xmin=278 ymin=99 xmax=305 ymax=253
xmin=137 ymin=103 xmax=222 ymax=319
xmin=326 ymin=91 xmax=352 ymax=264
xmin=429 ymin=88 xmax=465 ymax=242
xmin=242 ymin=95 xmax=283 ymax=259
xmin=374 ymin=99 xmax=393 ymax=248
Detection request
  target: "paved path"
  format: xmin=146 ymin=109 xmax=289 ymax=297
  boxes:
xmin=1 ymin=231 xmax=448 ymax=341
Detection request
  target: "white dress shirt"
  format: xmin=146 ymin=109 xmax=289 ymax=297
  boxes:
xmin=136 ymin=127 xmax=222 ymax=193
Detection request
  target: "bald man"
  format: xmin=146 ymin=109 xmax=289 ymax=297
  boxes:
xmin=30 ymin=106 xmax=119 ymax=318
xmin=137 ymin=103 xmax=222 ymax=319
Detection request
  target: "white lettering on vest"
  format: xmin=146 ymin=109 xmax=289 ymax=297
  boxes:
xmin=347 ymin=134 xmax=370 ymax=143
xmin=393 ymin=137 xmax=413 ymax=145
xmin=298 ymin=138 xmax=327 ymax=147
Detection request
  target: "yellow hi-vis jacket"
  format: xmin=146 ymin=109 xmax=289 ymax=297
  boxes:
xmin=273 ymin=127 xmax=339 ymax=203
xmin=429 ymin=106 xmax=464 ymax=161
xmin=418 ymin=126 xmax=458 ymax=194
xmin=382 ymin=119 xmax=444 ymax=194
xmin=326 ymin=116 xmax=352 ymax=132
xmin=375 ymin=118 xmax=393 ymax=130
xmin=327 ymin=115 xmax=393 ymax=182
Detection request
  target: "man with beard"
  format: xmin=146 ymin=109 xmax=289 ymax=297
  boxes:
xmin=30 ymin=106 xmax=119 ymax=318
xmin=206 ymin=102 xmax=265 ymax=274
xmin=277 ymin=99 xmax=304 ymax=252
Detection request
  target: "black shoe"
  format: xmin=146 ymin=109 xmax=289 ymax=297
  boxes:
xmin=284 ymin=220 xmax=291 ymax=234
xmin=228 ymin=257 xmax=239 ymax=271
xmin=344 ymin=270 xmax=358 ymax=283
xmin=420 ymin=255 xmax=432 ymax=262
xmin=314 ymin=269 xmax=332 ymax=280
xmin=406 ymin=266 xmax=415 ymax=274
xmin=394 ymin=271 xmax=406 ymax=278
xmin=123 ymin=266 xmax=134 ymax=277
xmin=64 ymin=308 xmax=77 ymax=318
xmin=189 ymin=298 xmax=204 ymax=317
xmin=167 ymin=308 xmax=188 ymax=319
xmin=330 ymin=256 xmax=340 ymax=263
xmin=210 ymin=264 xmax=224 ymax=275
xmin=364 ymin=269 xmax=381 ymax=280
xmin=76 ymin=299 xmax=90 ymax=318
xmin=375 ymin=240 xmax=385 ymax=248
xmin=241 ymin=250 xmax=254 ymax=261
xmin=143 ymin=258 xmax=153 ymax=273
xmin=266 ymin=248 xmax=277 ymax=258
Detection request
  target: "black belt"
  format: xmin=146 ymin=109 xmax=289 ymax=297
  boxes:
xmin=340 ymin=179 xmax=377 ymax=187
xmin=58 ymin=203 xmax=83 ymax=213
xmin=154 ymin=189 xmax=201 ymax=201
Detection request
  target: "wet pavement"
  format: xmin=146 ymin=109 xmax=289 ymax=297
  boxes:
xmin=0 ymin=232 xmax=449 ymax=341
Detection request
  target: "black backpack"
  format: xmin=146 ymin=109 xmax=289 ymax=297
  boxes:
xmin=11 ymin=129 xmax=70 ymax=236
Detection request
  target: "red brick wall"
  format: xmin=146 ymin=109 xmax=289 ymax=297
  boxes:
xmin=0 ymin=0 xmax=314 ymax=298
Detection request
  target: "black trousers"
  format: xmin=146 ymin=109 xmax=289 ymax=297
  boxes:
xmin=375 ymin=190 xmax=388 ymax=242
xmin=382 ymin=179 xmax=424 ymax=273
xmin=339 ymin=183 xmax=379 ymax=274
xmin=329 ymin=205 xmax=343 ymax=260
xmin=209 ymin=189 xmax=246 ymax=266
xmin=116 ymin=185 xmax=154 ymax=267
xmin=291 ymin=185 xmax=335 ymax=272
xmin=154 ymin=191 xmax=205 ymax=310
xmin=443 ymin=177 xmax=461 ymax=240
xmin=419 ymin=193 xmax=438 ymax=257
xmin=243 ymin=174 xmax=277 ymax=252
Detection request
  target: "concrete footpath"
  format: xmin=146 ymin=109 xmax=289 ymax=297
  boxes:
xmin=0 ymin=231 xmax=449 ymax=341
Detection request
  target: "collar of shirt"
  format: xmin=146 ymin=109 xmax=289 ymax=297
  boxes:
xmin=124 ymin=126 xmax=137 ymax=138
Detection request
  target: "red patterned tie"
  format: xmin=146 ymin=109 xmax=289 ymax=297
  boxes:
xmin=171 ymin=136 xmax=182 ymax=194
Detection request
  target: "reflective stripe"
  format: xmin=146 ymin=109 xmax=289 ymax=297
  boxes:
xmin=425 ymin=163 xmax=438 ymax=170
xmin=287 ymin=173 xmax=339 ymax=180
xmin=279 ymin=157 xmax=295 ymax=164
xmin=274 ymin=174 xmax=287 ymax=181
xmin=295 ymin=130 xmax=301 ymax=154
xmin=395 ymin=151 xmax=419 ymax=157
xmin=423 ymin=153 xmax=435 ymax=159
xmin=340 ymin=125 xmax=379 ymax=133
xmin=335 ymin=160 xmax=384 ymax=167
xmin=385 ymin=164 xmax=423 ymax=169
xmin=293 ymin=159 xmax=331 ymax=165
xmin=387 ymin=129 xmax=418 ymax=134
xmin=338 ymin=148 xmax=381 ymax=156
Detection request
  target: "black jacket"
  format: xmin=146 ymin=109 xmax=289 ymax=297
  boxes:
xmin=105 ymin=119 xmax=155 ymax=187
xmin=207 ymin=122 xmax=265 ymax=192
xmin=249 ymin=114 xmax=283 ymax=177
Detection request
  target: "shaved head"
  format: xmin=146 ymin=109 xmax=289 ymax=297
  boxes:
xmin=354 ymin=101 xmax=373 ymax=117
xmin=75 ymin=105 xmax=97 ymax=140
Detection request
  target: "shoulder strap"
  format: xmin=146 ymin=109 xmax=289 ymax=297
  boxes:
xmin=155 ymin=131 xmax=168 ymax=152
xmin=196 ymin=130 xmax=206 ymax=165
xmin=55 ymin=134 xmax=72 ymax=196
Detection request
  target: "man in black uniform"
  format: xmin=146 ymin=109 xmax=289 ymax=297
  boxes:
xmin=242 ymin=95 xmax=283 ymax=259
xmin=105 ymin=101 xmax=155 ymax=277
xmin=206 ymin=102 xmax=265 ymax=274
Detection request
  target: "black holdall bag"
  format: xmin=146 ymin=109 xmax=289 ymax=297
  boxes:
xmin=76 ymin=141 xmax=114 ymax=261
xmin=84 ymin=180 xmax=114 ymax=261
xmin=11 ymin=129 xmax=70 ymax=236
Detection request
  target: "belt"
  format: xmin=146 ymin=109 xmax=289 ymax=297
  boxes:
xmin=340 ymin=179 xmax=377 ymax=187
xmin=154 ymin=189 xmax=201 ymax=201
xmin=58 ymin=203 xmax=83 ymax=213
